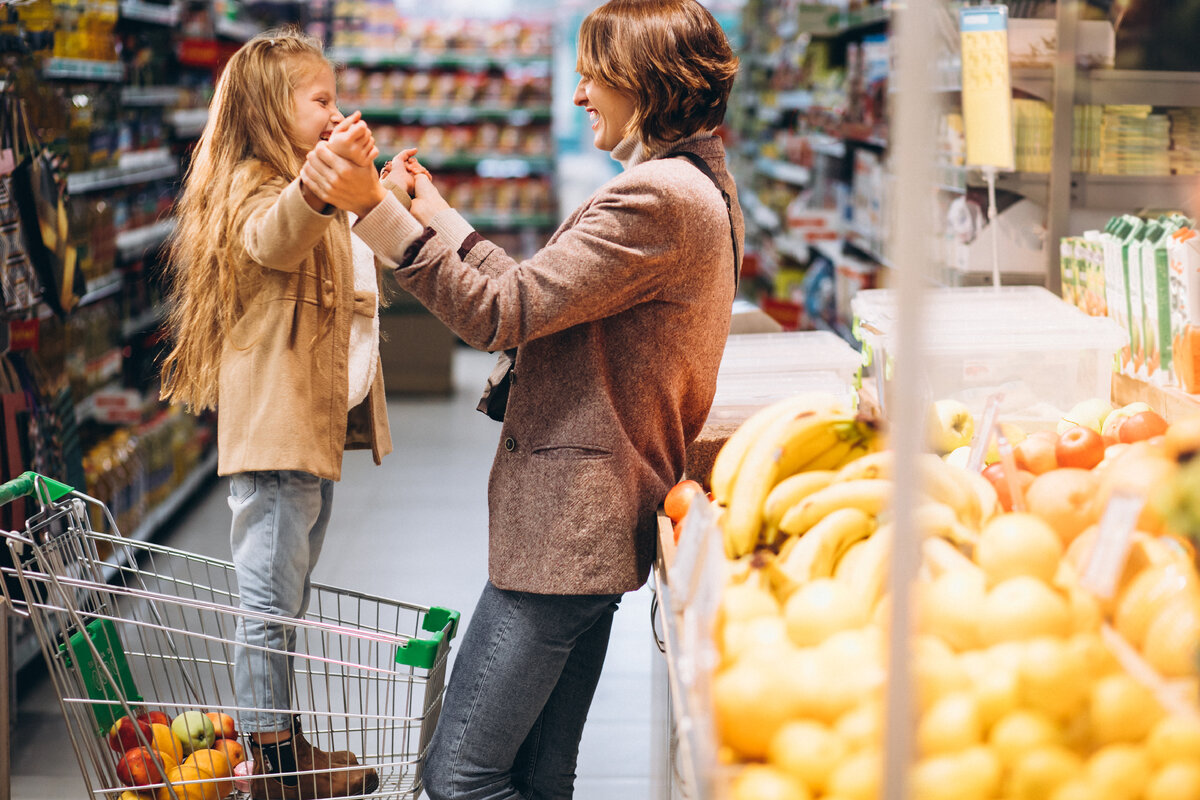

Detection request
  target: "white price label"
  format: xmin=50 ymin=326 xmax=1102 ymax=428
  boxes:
xmin=1081 ymin=491 xmax=1144 ymax=599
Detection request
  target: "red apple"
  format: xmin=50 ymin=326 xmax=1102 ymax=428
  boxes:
xmin=205 ymin=711 xmax=238 ymax=740
xmin=116 ymin=746 xmax=168 ymax=787
xmin=109 ymin=715 xmax=152 ymax=754
xmin=136 ymin=710 xmax=172 ymax=729
xmin=1055 ymin=425 xmax=1105 ymax=470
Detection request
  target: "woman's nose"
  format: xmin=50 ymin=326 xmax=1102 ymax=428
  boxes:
xmin=572 ymin=79 xmax=587 ymax=106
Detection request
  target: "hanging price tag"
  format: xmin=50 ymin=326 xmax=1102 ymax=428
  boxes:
xmin=960 ymin=6 xmax=1015 ymax=171
xmin=967 ymin=393 xmax=1004 ymax=473
xmin=1081 ymin=491 xmax=1145 ymax=599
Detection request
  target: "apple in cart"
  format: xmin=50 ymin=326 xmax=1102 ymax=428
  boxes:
xmin=116 ymin=745 xmax=173 ymax=787
xmin=109 ymin=714 xmax=153 ymax=754
xmin=204 ymin=711 xmax=237 ymax=740
xmin=171 ymin=711 xmax=216 ymax=755
xmin=136 ymin=710 xmax=172 ymax=729
xmin=1057 ymin=396 xmax=1114 ymax=436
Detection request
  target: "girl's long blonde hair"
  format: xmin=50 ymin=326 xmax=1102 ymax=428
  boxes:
xmin=160 ymin=28 xmax=334 ymax=412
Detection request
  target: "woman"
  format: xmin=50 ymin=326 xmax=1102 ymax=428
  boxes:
xmin=300 ymin=1 xmax=741 ymax=796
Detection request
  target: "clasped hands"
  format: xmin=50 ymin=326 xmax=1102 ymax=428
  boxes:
xmin=300 ymin=111 xmax=451 ymax=225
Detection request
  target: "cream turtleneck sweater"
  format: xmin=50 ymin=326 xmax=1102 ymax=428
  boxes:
xmin=610 ymin=130 xmax=716 ymax=170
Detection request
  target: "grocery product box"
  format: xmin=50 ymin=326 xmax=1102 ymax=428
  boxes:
xmin=1007 ymin=19 xmax=1115 ymax=69
xmin=707 ymin=331 xmax=861 ymax=423
xmin=852 ymin=286 xmax=1127 ymax=427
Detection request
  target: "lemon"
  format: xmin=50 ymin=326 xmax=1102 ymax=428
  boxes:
xmin=730 ymin=764 xmax=811 ymax=800
xmin=978 ymin=577 xmax=1072 ymax=646
xmin=827 ymin=749 xmax=881 ymax=800
xmin=1065 ymin=631 xmax=1122 ymax=681
xmin=958 ymin=745 xmax=1003 ymax=798
xmin=911 ymin=751 xmax=993 ymax=800
xmin=834 ymin=701 xmax=883 ymax=752
xmin=1010 ymin=745 xmax=1084 ymax=800
xmin=767 ymin=720 xmax=846 ymax=795
xmin=1146 ymin=761 xmax=1200 ymax=800
xmin=1143 ymin=593 xmax=1200 ymax=679
xmin=989 ymin=709 xmax=1064 ymax=768
xmin=1049 ymin=776 xmax=1115 ymax=800
xmin=1147 ymin=715 xmax=1200 ymax=766
xmin=1089 ymin=673 xmax=1163 ymax=746
xmin=720 ymin=615 xmax=790 ymax=667
xmin=975 ymin=512 xmax=1063 ymax=587
xmin=914 ymin=635 xmax=972 ymax=711
xmin=1018 ymin=636 xmax=1090 ymax=721
xmin=1086 ymin=744 xmax=1152 ymax=800
xmin=713 ymin=652 xmax=801 ymax=760
xmin=783 ymin=577 xmax=869 ymax=648
xmin=919 ymin=568 xmax=986 ymax=651
xmin=917 ymin=691 xmax=983 ymax=756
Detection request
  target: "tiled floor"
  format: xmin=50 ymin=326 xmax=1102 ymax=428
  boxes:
xmin=8 ymin=346 xmax=663 ymax=800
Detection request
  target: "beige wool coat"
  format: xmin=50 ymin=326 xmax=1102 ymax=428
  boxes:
xmin=355 ymin=134 xmax=742 ymax=594
xmin=217 ymin=172 xmax=392 ymax=481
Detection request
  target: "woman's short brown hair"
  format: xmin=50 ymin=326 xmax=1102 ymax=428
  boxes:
xmin=577 ymin=0 xmax=739 ymax=147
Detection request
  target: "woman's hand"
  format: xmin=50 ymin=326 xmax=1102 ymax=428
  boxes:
xmin=410 ymin=172 xmax=452 ymax=226
xmin=301 ymin=142 xmax=386 ymax=218
xmin=380 ymin=148 xmax=420 ymax=195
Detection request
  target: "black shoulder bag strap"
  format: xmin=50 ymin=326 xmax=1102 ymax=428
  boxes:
xmin=664 ymin=149 xmax=740 ymax=291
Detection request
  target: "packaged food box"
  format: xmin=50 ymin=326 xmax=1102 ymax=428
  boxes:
xmin=707 ymin=331 xmax=862 ymax=423
xmin=852 ymin=286 xmax=1127 ymax=428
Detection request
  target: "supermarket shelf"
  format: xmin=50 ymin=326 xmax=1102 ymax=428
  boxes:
xmin=169 ymin=107 xmax=209 ymax=138
xmin=214 ymin=16 xmax=261 ymax=42
xmin=79 ymin=274 xmax=124 ymax=307
xmin=803 ymin=4 xmax=890 ymax=37
xmin=988 ymin=171 xmax=1198 ymax=209
xmin=462 ymin=212 xmax=557 ymax=230
xmin=808 ymin=134 xmax=846 ymax=160
xmin=67 ymin=149 xmax=177 ymax=195
xmin=10 ymin=447 xmax=219 ymax=675
xmin=774 ymin=233 xmax=810 ymax=264
xmin=357 ymin=106 xmax=551 ymax=124
xmin=754 ymin=157 xmax=811 ymax=187
xmin=845 ymin=228 xmax=893 ymax=268
xmin=374 ymin=153 xmax=553 ymax=176
xmin=122 ymin=85 xmax=183 ymax=107
xmin=741 ymin=193 xmax=782 ymax=232
xmin=42 ymin=58 xmax=124 ymax=82
xmin=122 ymin=305 xmax=165 ymax=340
xmin=116 ymin=218 xmax=175 ymax=261
xmin=120 ymin=0 xmax=182 ymax=25
xmin=937 ymin=68 xmax=1200 ymax=107
xmin=329 ymin=47 xmax=552 ymax=70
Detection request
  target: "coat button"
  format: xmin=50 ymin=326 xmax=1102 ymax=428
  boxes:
xmin=504 ymin=437 xmax=516 ymax=452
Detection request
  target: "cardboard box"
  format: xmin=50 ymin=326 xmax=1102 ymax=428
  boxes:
xmin=377 ymin=307 xmax=456 ymax=395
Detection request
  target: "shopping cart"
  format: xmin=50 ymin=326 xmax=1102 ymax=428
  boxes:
xmin=0 ymin=470 xmax=459 ymax=800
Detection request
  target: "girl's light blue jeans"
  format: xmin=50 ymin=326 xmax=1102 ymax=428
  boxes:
xmin=424 ymin=581 xmax=622 ymax=800
xmin=228 ymin=470 xmax=334 ymax=734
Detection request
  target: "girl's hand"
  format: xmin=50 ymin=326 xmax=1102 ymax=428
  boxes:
xmin=380 ymin=148 xmax=420 ymax=194
xmin=326 ymin=115 xmax=378 ymax=168
xmin=409 ymin=172 xmax=452 ymax=226
xmin=301 ymin=142 xmax=386 ymax=218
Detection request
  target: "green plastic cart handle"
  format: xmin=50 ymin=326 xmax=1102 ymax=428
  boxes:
xmin=0 ymin=471 xmax=74 ymax=506
xmin=395 ymin=606 xmax=461 ymax=670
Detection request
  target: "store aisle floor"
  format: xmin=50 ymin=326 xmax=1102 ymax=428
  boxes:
xmin=10 ymin=346 xmax=659 ymax=800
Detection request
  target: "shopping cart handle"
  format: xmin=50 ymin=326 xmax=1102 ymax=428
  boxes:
xmin=0 ymin=471 xmax=74 ymax=505
xmin=395 ymin=606 xmax=460 ymax=670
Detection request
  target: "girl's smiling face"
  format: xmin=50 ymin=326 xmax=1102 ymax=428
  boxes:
xmin=292 ymin=61 xmax=343 ymax=153
xmin=573 ymin=75 xmax=637 ymax=152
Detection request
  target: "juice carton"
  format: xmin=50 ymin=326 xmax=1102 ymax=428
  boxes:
xmin=1101 ymin=218 xmax=1132 ymax=371
xmin=1169 ymin=228 xmax=1200 ymax=392
xmin=1142 ymin=220 xmax=1178 ymax=382
xmin=1122 ymin=216 xmax=1148 ymax=376
xmin=1060 ymin=237 xmax=1079 ymax=308
xmin=1082 ymin=231 xmax=1107 ymax=317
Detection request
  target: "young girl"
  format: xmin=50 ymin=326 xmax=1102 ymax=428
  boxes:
xmin=160 ymin=29 xmax=391 ymax=800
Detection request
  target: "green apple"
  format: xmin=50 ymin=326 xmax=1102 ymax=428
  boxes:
xmin=927 ymin=399 xmax=975 ymax=455
xmin=1056 ymin=397 xmax=1114 ymax=436
xmin=1100 ymin=401 xmax=1153 ymax=444
xmin=170 ymin=710 xmax=215 ymax=755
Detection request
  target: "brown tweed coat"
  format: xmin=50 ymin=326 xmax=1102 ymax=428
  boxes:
xmin=355 ymin=134 xmax=743 ymax=594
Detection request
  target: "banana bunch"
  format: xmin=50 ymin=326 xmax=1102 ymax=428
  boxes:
xmin=712 ymin=394 xmax=881 ymax=559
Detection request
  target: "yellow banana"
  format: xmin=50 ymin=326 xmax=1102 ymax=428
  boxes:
xmin=778 ymin=478 xmax=894 ymax=537
xmin=833 ymin=449 xmax=895 ymax=483
xmin=959 ymin=467 xmax=1000 ymax=527
xmin=798 ymin=437 xmax=857 ymax=473
xmin=771 ymin=507 xmax=875 ymax=598
xmin=761 ymin=470 xmax=837 ymax=548
xmin=841 ymin=522 xmax=893 ymax=611
xmin=722 ymin=411 xmax=852 ymax=557
xmin=709 ymin=393 xmax=845 ymax=505
xmin=834 ymin=537 xmax=869 ymax=582
xmin=916 ymin=453 xmax=982 ymax=529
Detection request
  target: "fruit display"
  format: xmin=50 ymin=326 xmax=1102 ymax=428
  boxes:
xmin=665 ymin=392 xmax=1200 ymax=800
xmin=107 ymin=709 xmax=240 ymax=798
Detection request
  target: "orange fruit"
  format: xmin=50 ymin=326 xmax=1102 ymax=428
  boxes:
xmin=148 ymin=723 xmax=186 ymax=765
xmin=664 ymin=479 xmax=704 ymax=523
xmin=156 ymin=765 xmax=221 ymax=800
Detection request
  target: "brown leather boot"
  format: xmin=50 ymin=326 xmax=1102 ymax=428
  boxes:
xmin=292 ymin=722 xmax=360 ymax=767
xmin=248 ymin=735 xmax=380 ymax=799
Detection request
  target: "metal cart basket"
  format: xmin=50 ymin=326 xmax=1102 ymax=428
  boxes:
xmin=0 ymin=471 xmax=459 ymax=800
